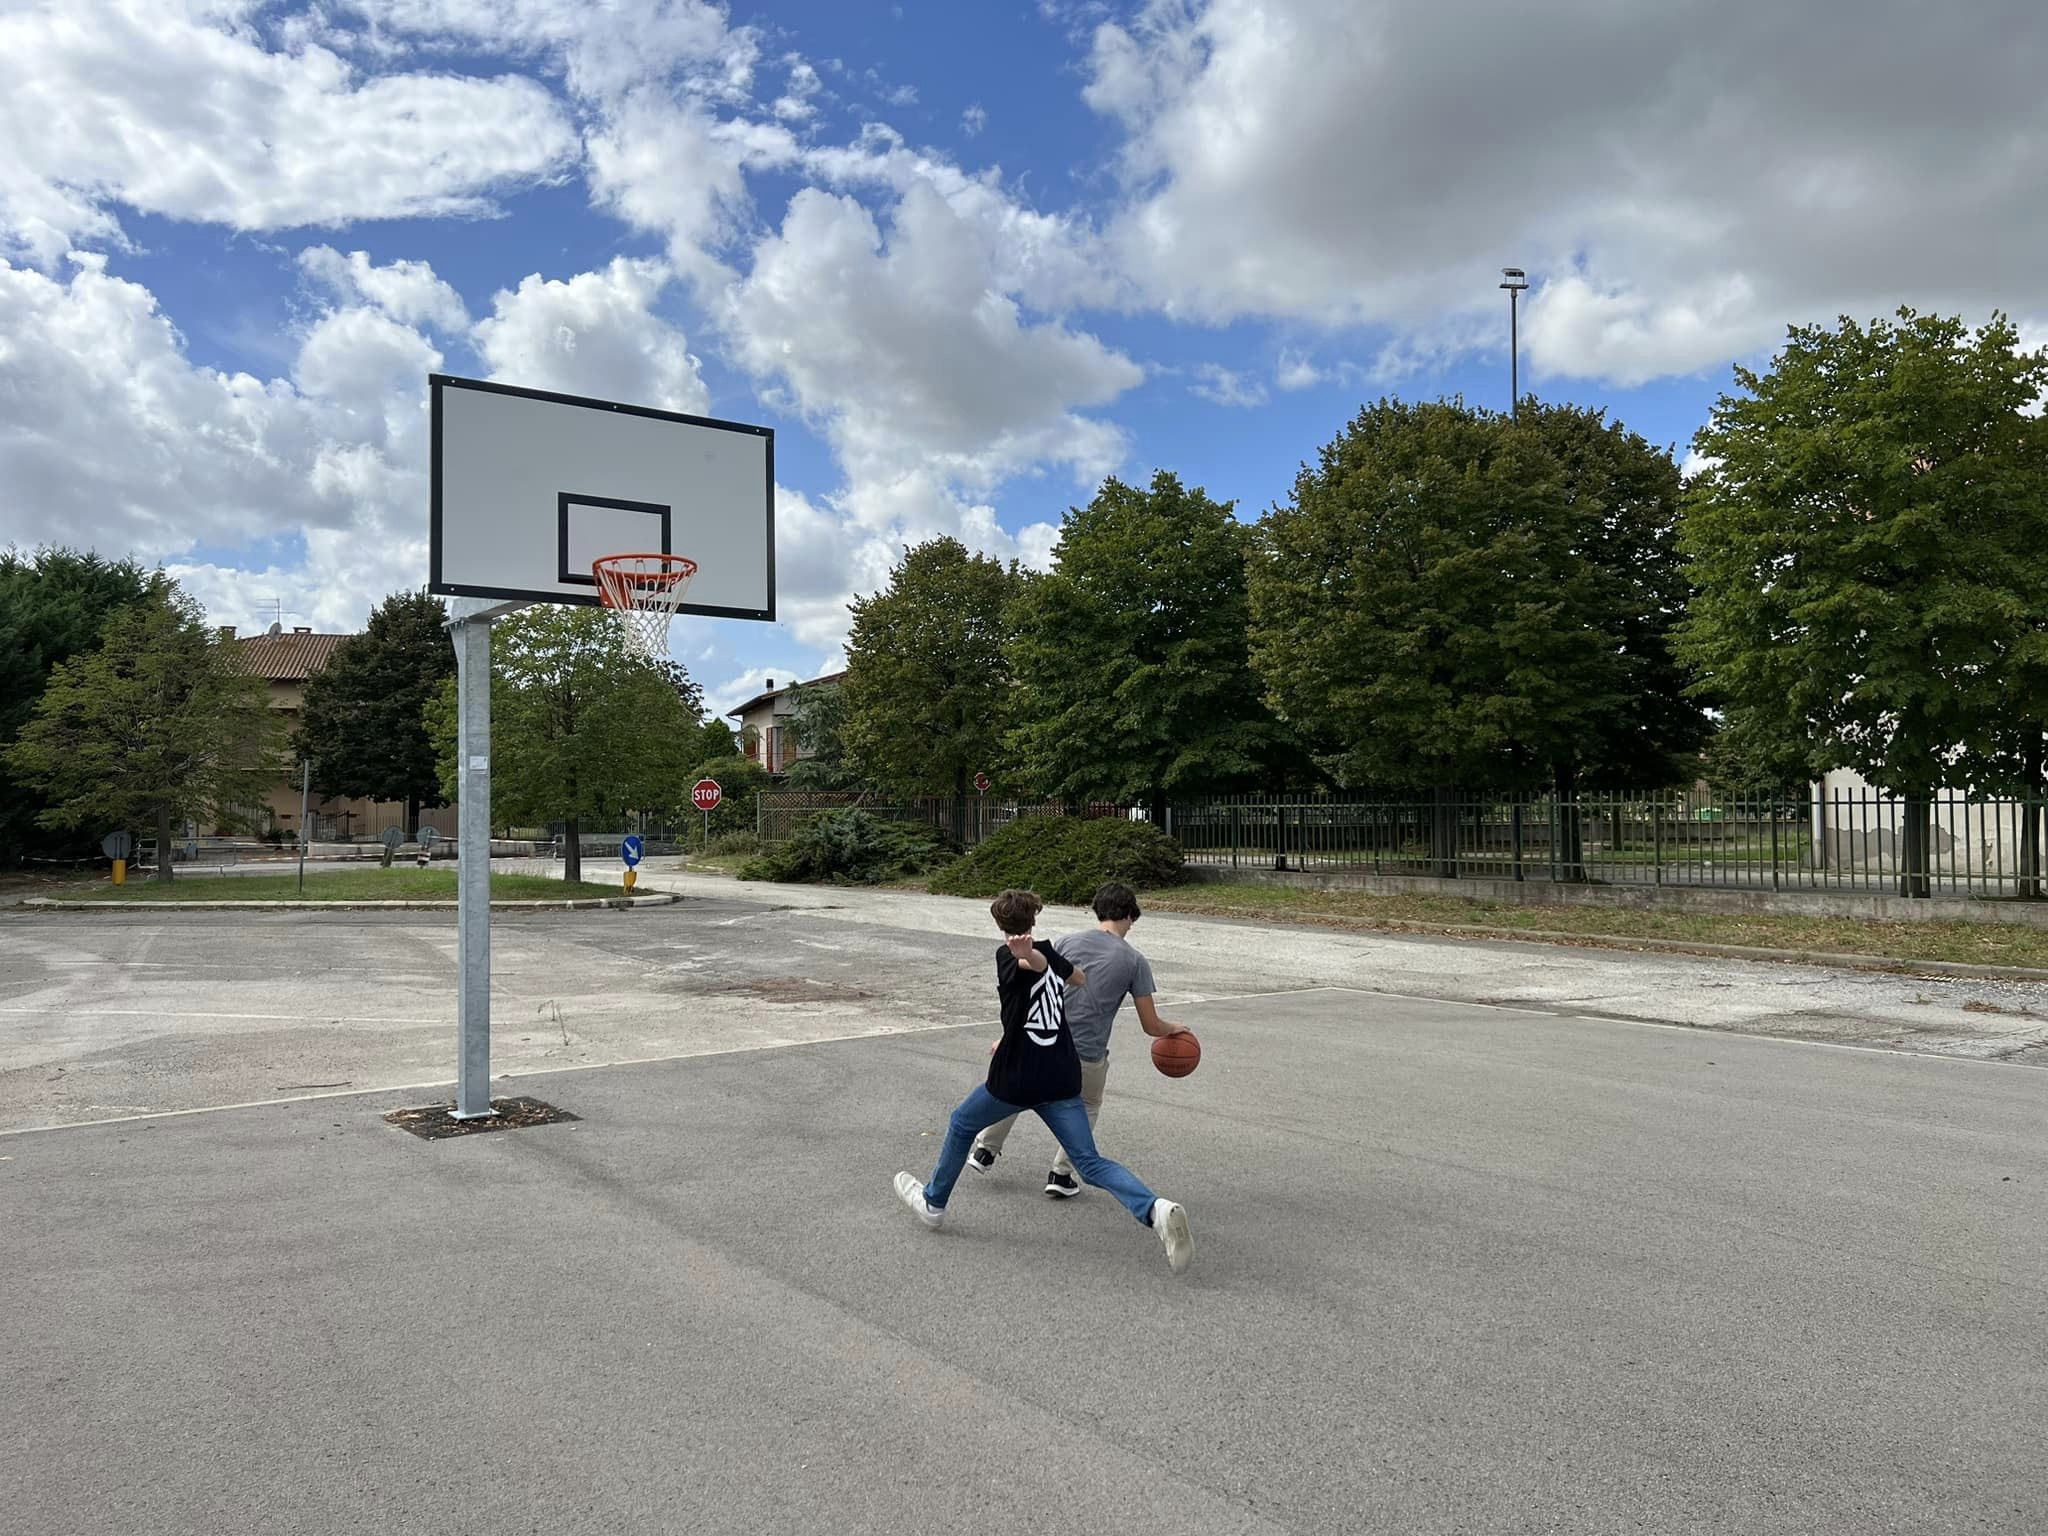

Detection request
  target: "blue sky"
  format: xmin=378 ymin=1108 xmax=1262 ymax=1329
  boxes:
xmin=2 ymin=0 xmax=2043 ymax=716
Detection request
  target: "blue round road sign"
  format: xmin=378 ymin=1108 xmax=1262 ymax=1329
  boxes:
xmin=620 ymin=833 xmax=644 ymax=868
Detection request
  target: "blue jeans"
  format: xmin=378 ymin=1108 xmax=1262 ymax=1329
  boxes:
xmin=924 ymin=1084 xmax=1157 ymax=1223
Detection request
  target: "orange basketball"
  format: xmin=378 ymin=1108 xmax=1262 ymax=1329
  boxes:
xmin=1151 ymin=1030 xmax=1200 ymax=1079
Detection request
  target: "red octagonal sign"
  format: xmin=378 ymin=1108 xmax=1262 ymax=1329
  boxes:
xmin=692 ymin=778 xmax=723 ymax=812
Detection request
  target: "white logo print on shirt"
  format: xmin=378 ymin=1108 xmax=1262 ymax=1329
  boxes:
xmin=1024 ymin=969 xmax=1066 ymax=1047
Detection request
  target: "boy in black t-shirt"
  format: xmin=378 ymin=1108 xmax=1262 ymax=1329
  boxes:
xmin=894 ymin=888 xmax=1193 ymax=1271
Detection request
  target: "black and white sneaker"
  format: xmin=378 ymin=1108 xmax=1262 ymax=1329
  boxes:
xmin=967 ymin=1146 xmax=997 ymax=1174
xmin=1044 ymin=1170 xmax=1080 ymax=1199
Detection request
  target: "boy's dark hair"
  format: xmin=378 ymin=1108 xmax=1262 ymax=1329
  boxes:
xmin=1092 ymin=882 xmax=1141 ymax=923
xmin=990 ymin=888 xmax=1043 ymax=935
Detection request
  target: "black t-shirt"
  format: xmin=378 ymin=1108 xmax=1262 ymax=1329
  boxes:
xmin=986 ymin=941 xmax=1081 ymax=1107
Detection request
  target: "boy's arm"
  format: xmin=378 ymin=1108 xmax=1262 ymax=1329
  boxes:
xmin=1042 ymin=942 xmax=1083 ymax=989
xmin=1133 ymin=994 xmax=1189 ymax=1037
xmin=1005 ymin=934 xmax=1046 ymax=972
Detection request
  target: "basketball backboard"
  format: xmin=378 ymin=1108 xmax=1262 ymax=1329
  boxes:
xmin=428 ymin=375 xmax=774 ymax=621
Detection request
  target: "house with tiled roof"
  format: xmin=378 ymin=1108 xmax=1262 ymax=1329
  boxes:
xmin=728 ymin=671 xmax=846 ymax=775
xmin=224 ymin=625 xmax=455 ymax=842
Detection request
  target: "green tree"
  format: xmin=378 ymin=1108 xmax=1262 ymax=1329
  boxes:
xmin=294 ymin=590 xmax=455 ymax=836
xmin=842 ymin=538 xmax=1020 ymax=833
xmin=1249 ymin=399 xmax=1651 ymax=877
xmin=5 ymin=584 xmax=283 ymax=881
xmin=0 ymin=548 xmax=160 ymax=865
xmin=429 ymin=608 xmax=694 ymax=883
xmin=1676 ymin=311 xmax=2048 ymax=896
xmin=781 ymin=679 xmax=858 ymax=790
xmin=1006 ymin=472 xmax=1297 ymax=818
xmin=683 ymin=715 xmax=737 ymax=766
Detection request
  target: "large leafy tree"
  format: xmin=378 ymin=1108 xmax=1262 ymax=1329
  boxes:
xmin=0 ymin=548 xmax=160 ymax=864
xmin=1250 ymin=399 xmax=1678 ymax=877
xmin=1676 ymin=310 xmax=2048 ymax=896
xmin=294 ymin=590 xmax=455 ymax=836
xmin=1008 ymin=472 xmax=1296 ymax=817
xmin=1514 ymin=402 xmax=1711 ymax=788
xmin=5 ymin=584 xmax=282 ymax=881
xmin=842 ymin=538 xmax=1020 ymax=829
xmin=429 ymin=608 xmax=694 ymax=883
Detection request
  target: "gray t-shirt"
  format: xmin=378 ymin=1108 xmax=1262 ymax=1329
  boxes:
xmin=1051 ymin=928 xmax=1157 ymax=1062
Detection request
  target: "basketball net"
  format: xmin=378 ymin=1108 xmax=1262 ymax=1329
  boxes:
xmin=591 ymin=553 xmax=698 ymax=661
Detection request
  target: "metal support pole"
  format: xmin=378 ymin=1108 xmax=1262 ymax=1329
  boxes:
xmin=297 ymin=759 xmax=311 ymax=896
xmin=452 ymin=608 xmax=495 ymax=1120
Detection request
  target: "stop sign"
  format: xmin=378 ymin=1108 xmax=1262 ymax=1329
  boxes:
xmin=692 ymin=778 xmax=723 ymax=812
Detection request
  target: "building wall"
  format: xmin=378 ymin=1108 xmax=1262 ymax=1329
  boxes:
xmin=1814 ymin=767 xmax=2045 ymax=877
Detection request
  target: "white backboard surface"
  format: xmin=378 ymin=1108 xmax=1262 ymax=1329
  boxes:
xmin=429 ymin=375 xmax=774 ymax=620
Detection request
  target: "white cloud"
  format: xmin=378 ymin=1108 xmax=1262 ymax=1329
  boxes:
xmin=795 ymin=123 xmax=1121 ymax=312
xmin=772 ymin=57 xmax=824 ymax=121
xmin=0 ymin=253 xmax=430 ymax=633
xmin=1084 ymin=0 xmax=2048 ymax=384
xmin=345 ymin=0 xmax=749 ymax=104
xmin=298 ymin=246 xmax=471 ymax=333
xmin=473 ymin=258 xmax=709 ymax=413
xmin=961 ymin=104 xmax=987 ymax=136
xmin=1274 ymin=350 xmax=1323 ymax=392
xmin=722 ymin=184 xmax=1139 ymax=500
xmin=585 ymin=89 xmax=756 ymax=283
xmin=1189 ymin=363 xmax=1267 ymax=408
xmin=0 ymin=0 xmax=576 ymax=266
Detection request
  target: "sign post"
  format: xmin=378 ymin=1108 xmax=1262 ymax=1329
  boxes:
xmin=297 ymin=760 xmax=311 ymax=894
xmin=692 ymin=778 xmax=723 ymax=851
xmin=620 ymin=832 xmax=644 ymax=894
xmin=973 ymin=772 xmax=990 ymax=841
xmin=101 ymin=830 xmax=132 ymax=887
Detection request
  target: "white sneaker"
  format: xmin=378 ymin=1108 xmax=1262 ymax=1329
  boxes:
xmin=895 ymin=1171 xmax=945 ymax=1229
xmin=1151 ymin=1198 xmax=1192 ymax=1272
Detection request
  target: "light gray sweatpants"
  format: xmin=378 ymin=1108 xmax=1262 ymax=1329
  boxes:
xmin=974 ymin=1053 xmax=1111 ymax=1176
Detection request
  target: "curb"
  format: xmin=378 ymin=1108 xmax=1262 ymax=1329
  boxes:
xmin=14 ymin=893 xmax=683 ymax=913
xmin=1144 ymin=903 xmax=2048 ymax=984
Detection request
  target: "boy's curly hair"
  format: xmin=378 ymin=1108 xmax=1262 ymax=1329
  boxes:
xmin=989 ymin=888 xmax=1043 ymax=936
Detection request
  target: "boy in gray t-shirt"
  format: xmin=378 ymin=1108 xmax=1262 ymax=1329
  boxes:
xmin=968 ymin=881 xmax=1190 ymax=1197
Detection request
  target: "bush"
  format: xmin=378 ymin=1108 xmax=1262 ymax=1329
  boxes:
xmin=703 ymin=830 xmax=760 ymax=858
xmin=928 ymin=815 xmax=1184 ymax=906
xmin=740 ymin=809 xmax=957 ymax=886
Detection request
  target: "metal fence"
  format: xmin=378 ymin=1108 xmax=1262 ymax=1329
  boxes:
xmin=761 ymin=786 xmax=2048 ymax=899
xmin=1174 ymin=788 xmax=2048 ymax=899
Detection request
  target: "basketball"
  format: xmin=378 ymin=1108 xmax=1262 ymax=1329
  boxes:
xmin=1152 ymin=1030 xmax=1200 ymax=1078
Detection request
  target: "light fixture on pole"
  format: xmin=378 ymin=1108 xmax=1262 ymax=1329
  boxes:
xmin=1500 ymin=267 xmax=1528 ymax=419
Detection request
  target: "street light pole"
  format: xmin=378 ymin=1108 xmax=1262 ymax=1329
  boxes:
xmin=1500 ymin=266 xmax=1528 ymax=419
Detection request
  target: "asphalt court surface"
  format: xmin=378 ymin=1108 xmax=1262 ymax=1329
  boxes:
xmin=5 ymin=984 xmax=2045 ymax=1534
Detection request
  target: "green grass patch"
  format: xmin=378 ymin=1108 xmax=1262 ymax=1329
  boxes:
xmin=54 ymin=870 xmax=622 ymax=903
xmin=1142 ymin=882 xmax=2048 ymax=971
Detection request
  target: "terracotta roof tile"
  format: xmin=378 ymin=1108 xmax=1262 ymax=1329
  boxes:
xmin=235 ymin=631 xmax=349 ymax=681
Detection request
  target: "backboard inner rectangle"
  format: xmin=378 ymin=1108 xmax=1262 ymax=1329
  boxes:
xmin=559 ymin=494 xmax=671 ymax=587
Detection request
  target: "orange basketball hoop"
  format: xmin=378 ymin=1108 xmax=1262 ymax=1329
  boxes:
xmin=591 ymin=553 xmax=698 ymax=660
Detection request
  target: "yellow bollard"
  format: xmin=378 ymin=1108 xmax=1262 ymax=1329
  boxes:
xmin=111 ymin=858 xmax=126 ymax=886
xmin=622 ymin=869 xmax=637 ymax=894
